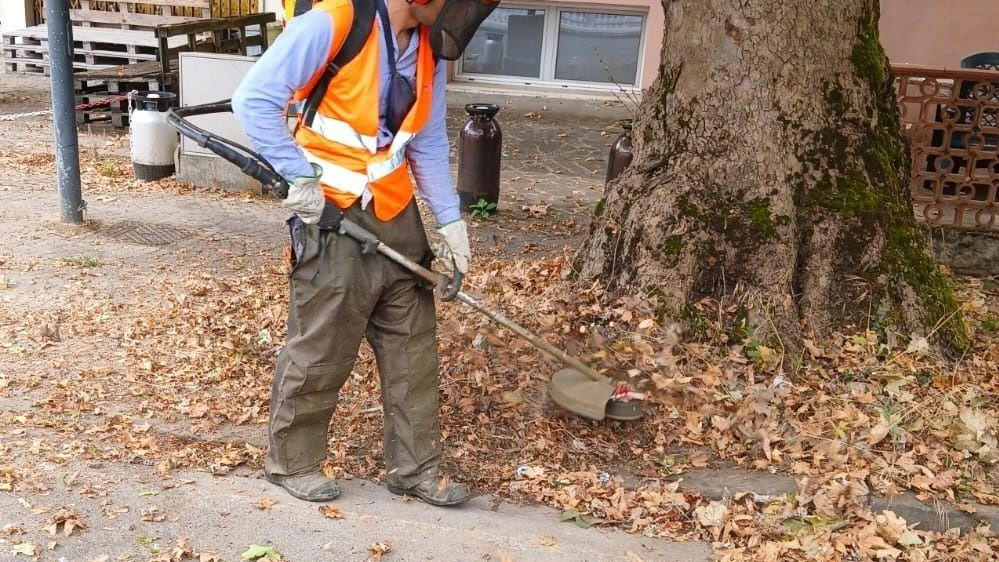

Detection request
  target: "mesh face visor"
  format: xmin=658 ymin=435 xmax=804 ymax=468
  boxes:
xmin=430 ymin=0 xmax=499 ymax=61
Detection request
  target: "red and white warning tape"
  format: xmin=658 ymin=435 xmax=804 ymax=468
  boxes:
xmin=0 ymin=92 xmax=133 ymax=122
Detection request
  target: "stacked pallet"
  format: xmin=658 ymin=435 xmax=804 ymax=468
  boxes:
xmin=74 ymin=60 xmax=178 ymax=127
xmin=7 ymin=1 xmax=272 ymax=127
xmin=4 ymin=0 xmax=211 ymax=74
xmin=3 ymin=26 xmax=193 ymax=74
xmin=31 ymin=0 xmax=260 ymax=21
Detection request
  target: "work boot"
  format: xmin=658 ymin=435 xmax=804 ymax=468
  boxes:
xmin=264 ymin=471 xmax=341 ymax=502
xmin=387 ymin=475 xmax=471 ymax=507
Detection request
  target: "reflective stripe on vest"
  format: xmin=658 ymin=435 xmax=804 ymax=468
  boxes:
xmin=302 ymin=132 xmax=416 ymax=196
xmin=307 ymin=112 xmax=379 ymax=154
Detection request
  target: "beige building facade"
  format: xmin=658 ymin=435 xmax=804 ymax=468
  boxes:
xmin=3 ymin=1 xmax=995 ymax=90
xmin=438 ymin=0 xmax=997 ymax=91
xmin=879 ymin=0 xmax=997 ymax=69
xmin=261 ymin=0 xmax=664 ymax=91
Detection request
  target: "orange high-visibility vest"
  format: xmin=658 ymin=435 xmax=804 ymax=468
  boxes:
xmin=293 ymin=0 xmax=436 ymax=222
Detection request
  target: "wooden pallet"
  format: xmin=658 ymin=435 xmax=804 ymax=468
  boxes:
xmin=74 ymin=60 xmax=178 ymax=127
xmin=3 ymin=26 xmax=191 ymax=74
xmin=33 ymin=1 xmax=260 ymax=24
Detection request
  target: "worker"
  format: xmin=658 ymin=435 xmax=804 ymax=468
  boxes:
xmin=231 ymin=0 xmax=500 ymax=507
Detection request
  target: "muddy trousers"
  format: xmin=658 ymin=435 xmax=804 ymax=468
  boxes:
xmin=266 ymin=201 xmax=441 ymax=489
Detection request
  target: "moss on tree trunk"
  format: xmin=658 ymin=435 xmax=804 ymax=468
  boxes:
xmin=577 ymin=0 xmax=967 ymax=351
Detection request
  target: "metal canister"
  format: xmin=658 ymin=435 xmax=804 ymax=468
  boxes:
xmin=457 ymin=103 xmax=502 ymax=211
xmin=129 ymin=91 xmax=178 ymax=181
xmin=605 ymin=118 xmax=634 ymax=188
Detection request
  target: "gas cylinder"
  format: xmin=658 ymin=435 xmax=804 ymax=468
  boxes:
xmin=605 ymin=118 xmax=634 ymax=189
xmin=457 ymin=103 xmax=502 ymax=211
xmin=129 ymin=91 xmax=178 ymax=181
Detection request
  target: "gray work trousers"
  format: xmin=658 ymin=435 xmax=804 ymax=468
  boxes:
xmin=266 ymin=200 xmax=441 ymax=489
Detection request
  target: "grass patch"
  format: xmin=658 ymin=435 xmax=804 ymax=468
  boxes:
xmin=58 ymin=256 xmax=103 ymax=268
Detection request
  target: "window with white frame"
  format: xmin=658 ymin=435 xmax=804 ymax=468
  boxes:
xmin=458 ymin=4 xmax=645 ymax=89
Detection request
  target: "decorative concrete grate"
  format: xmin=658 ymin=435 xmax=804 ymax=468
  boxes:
xmin=893 ymin=65 xmax=999 ymax=231
xmin=98 ymin=220 xmax=196 ymax=246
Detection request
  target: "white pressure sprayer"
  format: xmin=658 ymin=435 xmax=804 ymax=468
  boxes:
xmin=129 ymin=91 xmax=179 ymax=181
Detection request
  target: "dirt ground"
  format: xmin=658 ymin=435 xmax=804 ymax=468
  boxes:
xmin=0 ymin=71 xmax=636 ymax=491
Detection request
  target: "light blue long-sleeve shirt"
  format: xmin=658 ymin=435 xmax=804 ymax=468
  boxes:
xmin=231 ymin=8 xmax=460 ymax=225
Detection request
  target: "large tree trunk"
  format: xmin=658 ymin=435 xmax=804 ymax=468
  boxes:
xmin=579 ymin=0 xmax=967 ymax=349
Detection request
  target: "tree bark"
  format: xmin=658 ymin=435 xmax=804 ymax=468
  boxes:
xmin=579 ymin=0 xmax=966 ymax=350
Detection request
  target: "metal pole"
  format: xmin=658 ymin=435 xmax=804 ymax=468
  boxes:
xmin=46 ymin=0 xmax=84 ymax=224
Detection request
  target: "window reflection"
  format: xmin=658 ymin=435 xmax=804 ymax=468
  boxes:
xmin=461 ymin=7 xmax=546 ymax=78
xmin=555 ymin=12 xmax=642 ymax=84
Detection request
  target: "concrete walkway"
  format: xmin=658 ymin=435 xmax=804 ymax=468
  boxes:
xmin=0 ymin=461 xmax=710 ymax=562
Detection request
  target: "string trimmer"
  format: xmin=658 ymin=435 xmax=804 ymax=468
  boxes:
xmin=167 ymin=101 xmax=644 ymax=421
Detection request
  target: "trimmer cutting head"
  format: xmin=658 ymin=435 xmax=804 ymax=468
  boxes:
xmin=548 ymin=369 xmax=644 ymax=421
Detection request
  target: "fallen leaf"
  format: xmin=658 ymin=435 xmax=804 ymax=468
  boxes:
xmin=802 ymin=338 xmax=826 ymax=358
xmin=11 ymin=543 xmax=40 ymax=556
xmin=694 ymin=501 xmax=728 ymax=528
xmin=141 ymin=506 xmax=166 ymax=522
xmin=898 ymin=529 xmax=923 ymax=547
xmin=521 ymin=204 xmax=550 ymax=218
xmin=559 ymin=508 xmax=591 ymax=529
xmin=319 ymin=505 xmax=342 ymax=519
xmin=905 ymin=336 xmax=930 ymax=356
xmin=368 ymin=541 xmax=392 ymax=560
xmin=241 ymin=544 xmax=283 ymax=561
xmin=46 ymin=508 xmax=87 ymax=537
xmin=868 ymin=421 xmax=892 ymax=446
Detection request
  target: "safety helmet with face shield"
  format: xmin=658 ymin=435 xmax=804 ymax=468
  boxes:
xmin=409 ymin=0 xmax=501 ymax=61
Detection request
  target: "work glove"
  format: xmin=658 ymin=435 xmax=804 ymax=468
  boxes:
xmin=284 ymin=163 xmax=326 ymax=225
xmin=434 ymin=219 xmax=471 ymax=275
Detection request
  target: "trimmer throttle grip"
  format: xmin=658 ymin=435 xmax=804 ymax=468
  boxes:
xmin=438 ymin=266 xmax=462 ymax=301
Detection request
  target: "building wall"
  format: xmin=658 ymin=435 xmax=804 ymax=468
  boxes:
xmin=0 ymin=0 xmax=31 ymax=36
xmin=2 ymin=2 xmax=993 ymax=89
xmin=879 ymin=0 xmax=996 ymax=68
xmin=262 ymin=0 xmax=282 ymax=17
xmin=256 ymin=0 xmax=665 ymax=90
